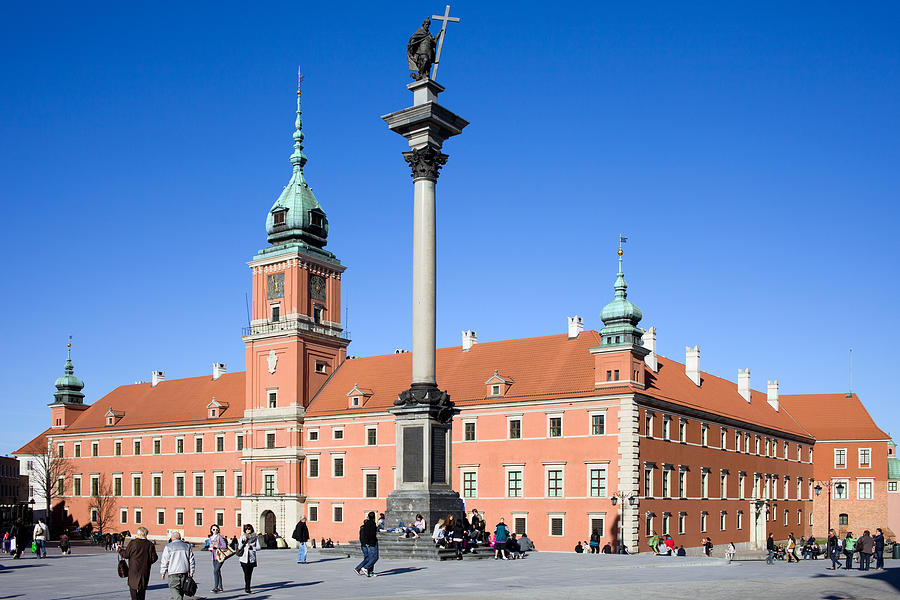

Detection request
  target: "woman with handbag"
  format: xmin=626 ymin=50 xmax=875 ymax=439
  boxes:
xmin=238 ymin=524 xmax=262 ymax=594
xmin=207 ymin=525 xmax=227 ymax=593
xmin=118 ymin=527 xmax=157 ymax=600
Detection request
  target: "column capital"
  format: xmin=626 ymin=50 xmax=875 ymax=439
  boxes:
xmin=402 ymin=145 xmax=448 ymax=181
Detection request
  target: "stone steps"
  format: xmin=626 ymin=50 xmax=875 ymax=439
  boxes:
xmin=321 ymin=535 xmax=497 ymax=561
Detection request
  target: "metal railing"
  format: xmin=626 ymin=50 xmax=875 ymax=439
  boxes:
xmin=242 ymin=318 xmax=350 ymax=340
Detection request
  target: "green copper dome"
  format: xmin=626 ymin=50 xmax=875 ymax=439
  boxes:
xmin=265 ymin=86 xmax=332 ymax=255
xmin=53 ymin=344 xmax=85 ymax=404
xmin=599 ymin=250 xmax=644 ymax=346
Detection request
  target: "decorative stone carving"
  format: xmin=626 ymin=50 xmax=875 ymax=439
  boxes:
xmin=267 ymin=350 xmax=278 ymax=374
xmin=407 ymin=18 xmax=440 ymax=81
xmin=403 ymin=146 xmax=448 ymax=181
xmin=395 ymin=383 xmax=454 ymax=423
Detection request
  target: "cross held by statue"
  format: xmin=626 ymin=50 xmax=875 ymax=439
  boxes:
xmin=431 ymin=5 xmax=460 ymax=81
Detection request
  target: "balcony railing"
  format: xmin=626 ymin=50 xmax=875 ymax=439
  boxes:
xmin=242 ymin=318 xmax=350 ymax=340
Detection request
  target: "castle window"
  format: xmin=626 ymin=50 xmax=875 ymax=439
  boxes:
xmin=264 ymin=475 xmax=275 ymax=496
xmin=614 ymin=369 xmax=620 ymax=381
xmin=313 ymin=306 xmax=323 ymax=323
xmin=548 ymin=415 xmax=562 ymax=438
xmin=310 ymin=211 xmax=324 ymax=228
xmin=316 ymin=361 xmax=327 ymax=374
xmin=332 ymin=427 xmax=343 ymax=440
xmin=366 ymin=427 xmax=377 ymax=446
xmin=591 ymin=413 xmax=605 ymax=435
xmin=273 ymin=210 xmax=286 ymax=225
xmin=463 ymin=421 xmax=476 ymax=441
xmin=216 ymin=436 xmax=224 ymax=452
xmin=236 ymin=435 xmax=243 ymax=451
xmin=271 ymin=305 xmax=280 ymax=322
xmin=508 ymin=417 xmax=522 ymax=440
xmin=267 ymin=390 xmax=278 ymax=408
xmin=266 ymin=433 xmax=276 ymax=449
xmin=492 ymin=385 xmax=500 ymax=395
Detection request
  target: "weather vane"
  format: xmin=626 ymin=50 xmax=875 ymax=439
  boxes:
xmin=618 ymin=234 xmax=628 ymax=255
xmin=297 ymin=66 xmax=304 ymax=95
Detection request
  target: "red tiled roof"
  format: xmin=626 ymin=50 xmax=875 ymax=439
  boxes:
xmin=13 ymin=428 xmax=52 ymax=455
xmin=643 ymin=356 xmax=812 ymax=439
xmin=54 ymin=372 xmax=246 ymax=433
xmin=307 ymin=332 xmax=610 ymax=416
xmin=306 ymin=332 xmax=812 ymax=439
xmin=779 ymin=393 xmax=890 ymax=441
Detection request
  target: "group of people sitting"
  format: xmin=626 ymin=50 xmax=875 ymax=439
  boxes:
xmin=389 ymin=510 xmax=535 ymax=560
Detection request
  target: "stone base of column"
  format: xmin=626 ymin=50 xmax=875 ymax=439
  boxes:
xmin=385 ymin=488 xmax=462 ymax=535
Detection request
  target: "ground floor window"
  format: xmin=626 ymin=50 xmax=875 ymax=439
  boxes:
xmin=308 ymin=505 xmax=318 ymax=523
xmin=736 ymin=511 xmax=743 ymax=530
xmin=176 ymin=510 xmax=184 ymax=526
xmin=513 ymin=514 xmax=527 ymax=536
xmin=838 ymin=513 xmax=848 ymax=526
xmin=157 ymin=510 xmax=165 ymax=526
xmin=120 ymin=508 xmax=127 ymax=524
xmin=333 ymin=504 xmax=343 ymax=523
xmin=462 ymin=471 xmax=477 ymax=498
xmin=549 ymin=515 xmax=564 ymax=537
xmin=678 ymin=513 xmax=686 ymax=534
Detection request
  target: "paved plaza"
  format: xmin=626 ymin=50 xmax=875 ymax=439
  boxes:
xmin=0 ymin=546 xmax=897 ymax=600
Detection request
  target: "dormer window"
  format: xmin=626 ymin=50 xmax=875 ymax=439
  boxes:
xmin=309 ymin=209 xmax=324 ymax=229
xmin=206 ymin=397 xmax=228 ymax=419
xmin=104 ymin=408 xmax=125 ymax=426
xmin=346 ymin=384 xmax=374 ymax=408
xmin=485 ymin=370 xmax=514 ymax=397
xmin=273 ymin=208 xmax=287 ymax=226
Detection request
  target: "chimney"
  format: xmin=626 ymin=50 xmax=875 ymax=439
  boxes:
xmin=567 ymin=316 xmax=583 ymax=339
xmin=151 ymin=371 xmax=165 ymax=387
xmin=462 ymin=330 xmax=478 ymax=352
xmin=685 ymin=346 xmax=701 ymax=386
xmin=767 ymin=380 xmax=779 ymax=411
xmin=213 ymin=363 xmax=227 ymax=380
xmin=642 ymin=327 xmax=658 ymax=372
xmin=738 ymin=368 xmax=751 ymax=402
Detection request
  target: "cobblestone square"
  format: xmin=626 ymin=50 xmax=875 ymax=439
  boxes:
xmin=1 ymin=546 xmax=897 ymax=600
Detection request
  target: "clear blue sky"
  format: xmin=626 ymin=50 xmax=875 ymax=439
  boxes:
xmin=2 ymin=1 xmax=898 ymax=455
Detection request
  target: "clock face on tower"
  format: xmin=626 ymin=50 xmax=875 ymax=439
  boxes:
xmin=267 ymin=273 xmax=284 ymax=300
xmin=309 ymin=275 xmax=327 ymax=301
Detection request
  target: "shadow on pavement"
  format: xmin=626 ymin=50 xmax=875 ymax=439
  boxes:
xmin=810 ymin=567 xmax=900 ymax=596
xmin=374 ymin=567 xmax=426 ymax=576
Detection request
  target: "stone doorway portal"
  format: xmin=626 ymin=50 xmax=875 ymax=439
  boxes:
xmin=261 ymin=510 xmax=276 ymax=536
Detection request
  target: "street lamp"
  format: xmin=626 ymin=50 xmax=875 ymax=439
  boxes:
xmin=814 ymin=481 xmax=845 ymax=536
xmin=610 ymin=492 xmax=637 ymax=554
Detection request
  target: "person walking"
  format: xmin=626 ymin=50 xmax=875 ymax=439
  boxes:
xmin=355 ymin=511 xmax=379 ymax=577
xmin=32 ymin=518 xmax=48 ymax=558
xmin=494 ymin=517 xmax=510 ymax=560
xmin=238 ymin=524 xmax=262 ymax=593
xmin=207 ymin=524 xmax=227 ymax=593
xmin=292 ymin=516 xmax=311 ymax=564
xmin=766 ymin=533 xmax=775 ymax=565
xmin=725 ymin=541 xmax=736 ymax=562
xmin=786 ymin=533 xmax=798 ymax=563
xmin=589 ymin=529 xmax=601 ymax=553
xmin=873 ymin=528 xmax=885 ymax=570
xmin=827 ymin=529 xmax=841 ymax=570
xmin=857 ymin=530 xmax=874 ymax=571
xmin=119 ymin=527 xmax=157 ymax=600
xmin=843 ymin=532 xmax=856 ymax=570
xmin=160 ymin=531 xmax=195 ymax=600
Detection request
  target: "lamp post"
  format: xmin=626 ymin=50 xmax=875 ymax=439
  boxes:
xmin=610 ymin=492 xmax=637 ymax=553
xmin=814 ymin=480 xmax=845 ymax=537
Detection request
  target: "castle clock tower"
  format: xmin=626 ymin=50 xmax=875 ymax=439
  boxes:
xmin=240 ymin=75 xmax=349 ymax=539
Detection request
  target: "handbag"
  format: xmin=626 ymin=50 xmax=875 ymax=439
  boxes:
xmin=215 ymin=547 xmax=235 ymax=562
xmin=117 ymin=558 xmax=129 ymax=578
xmin=31 ymin=541 xmax=37 ymax=554
xmin=181 ymin=575 xmax=198 ymax=597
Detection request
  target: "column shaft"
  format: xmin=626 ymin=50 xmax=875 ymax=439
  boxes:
xmin=411 ymin=177 xmax=437 ymax=385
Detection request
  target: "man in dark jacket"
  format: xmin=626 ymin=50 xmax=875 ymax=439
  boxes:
xmin=827 ymin=529 xmax=841 ymax=569
xmin=857 ymin=530 xmax=874 ymax=571
xmin=119 ymin=527 xmax=158 ymax=600
xmin=766 ymin=533 xmax=775 ymax=565
xmin=355 ymin=512 xmax=379 ymax=577
xmin=292 ymin=516 xmax=310 ymax=564
xmin=873 ymin=528 xmax=885 ymax=570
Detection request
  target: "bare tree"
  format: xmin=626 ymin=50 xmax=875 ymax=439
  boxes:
xmin=30 ymin=445 xmax=72 ymax=536
xmin=89 ymin=474 xmax=117 ymax=535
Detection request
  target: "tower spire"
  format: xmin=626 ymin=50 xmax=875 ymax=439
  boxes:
xmin=599 ymin=237 xmax=644 ymax=346
xmin=290 ymin=67 xmax=308 ymax=179
xmin=53 ymin=335 xmax=85 ymax=405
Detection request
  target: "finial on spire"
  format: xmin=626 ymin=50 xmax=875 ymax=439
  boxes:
xmin=290 ymin=67 xmax=308 ymax=178
xmin=64 ymin=335 xmax=75 ymax=375
xmin=615 ymin=235 xmax=628 ymax=299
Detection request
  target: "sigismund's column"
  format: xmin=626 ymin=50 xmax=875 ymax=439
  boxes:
xmin=382 ymin=77 xmax=468 ymax=529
